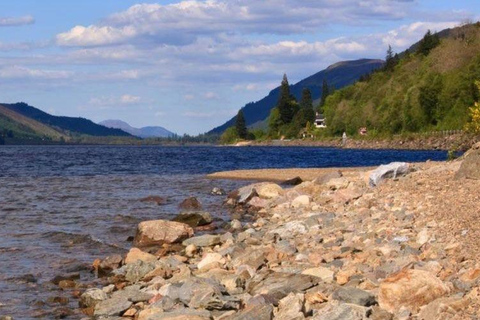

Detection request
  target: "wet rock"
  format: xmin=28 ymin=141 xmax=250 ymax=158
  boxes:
xmin=369 ymin=162 xmax=409 ymax=187
xmin=133 ymin=220 xmax=194 ymax=247
xmin=178 ymin=196 xmax=202 ymax=211
xmin=125 ymin=248 xmax=157 ymax=264
xmin=331 ymin=287 xmax=376 ymax=307
xmin=237 ymin=185 xmax=258 ymax=204
xmin=140 ymin=196 xmax=167 ymax=205
xmin=211 ymin=187 xmax=226 ymax=196
xmin=13 ymin=273 xmax=37 ymax=284
xmin=172 ymin=211 xmax=213 ymax=227
xmin=80 ymin=288 xmax=108 ymax=308
xmin=50 ymin=272 xmax=80 ymax=285
xmin=282 ymin=176 xmax=303 ymax=186
xmin=247 ymin=272 xmax=318 ymax=304
xmin=378 ymin=269 xmax=450 ymax=313
xmin=312 ymin=301 xmax=369 ymax=320
xmin=182 ymin=234 xmax=221 ymax=247
xmin=455 ymin=142 xmax=480 ymax=180
xmin=58 ymin=279 xmax=76 ymax=288
xmin=98 ymin=254 xmax=123 ymax=274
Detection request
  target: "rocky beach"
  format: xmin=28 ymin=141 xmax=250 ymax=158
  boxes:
xmin=55 ymin=142 xmax=480 ymax=319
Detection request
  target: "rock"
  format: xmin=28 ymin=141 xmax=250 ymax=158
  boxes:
xmin=455 ymin=142 xmax=480 ymax=180
xmin=145 ymin=309 xmax=211 ymax=319
xmin=332 ymin=287 xmax=376 ymax=307
xmin=247 ymin=272 xmax=318 ymax=304
xmin=98 ymin=254 xmax=123 ymax=274
xmin=416 ymin=228 xmax=430 ymax=246
xmin=80 ymin=288 xmax=108 ymax=308
xmin=312 ymin=301 xmax=369 ymax=320
xmin=301 ymin=267 xmax=334 ymax=283
xmin=172 ymin=211 xmax=213 ymax=227
xmin=270 ymin=221 xmax=308 ymax=239
xmin=237 ymin=185 xmax=258 ymax=204
xmin=94 ymin=297 xmax=133 ymax=317
xmin=230 ymin=219 xmax=242 ymax=230
xmin=418 ymin=296 xmax=469 ymax=320
xmin=282 ymin=176 xmax=303 ymax=186
xmin=198 ymin=253 xmax=225 ymax=270
xmin=230 ymin=295 xmax=274 ymax=320
xmin=114 ymin=260 xmax=157 ymax=283
xmin=369 ymin=162 xmax=409 ymax=187
xmin=370 ymin=306 xmax=393 ymax=320
xmin=378 ymin=269 xmax=450 ymax=313
xmin=140 ymin=196 xmax=167 ymax=205
xmin=313 ymin=171 xmax=343 ymax=185
xmin=255 ymin=183 xmax=285 ymax=199
xmin=333 ymin=188 xmax=364 ymax=204
xmin=232 ymin=248 xmax=267 ymax=270
xmin=50 ymin=273 xmax=80 ymax=285
xmin=292 ymin=195 xmax=310 ymax=208
xmin=133 ymin=220 xmax=193 ymax=247
xmin=211 ymin=187 xmax=226 ymax=196
xmin=248 ymin=197 xmax=270 ymax=209
xmin=326 ymin=177 xmax=349 ymax=190
xmin=276 ymin=293 xmax=305 ymax=320
xmin=178 ymin=197 xmax=202 ymax=211
xmin=182 ymin=234 xmax=221 ymax=247
xmin=185 ymin=244 xmax=197 ymax=257
xmin=178 ymin=278 xmax=229 ymax=310
xmin=125 ymin=248 xmax=157 ymax=264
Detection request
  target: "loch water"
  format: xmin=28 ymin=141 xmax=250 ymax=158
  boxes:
xmin=0 ymin=145 xmax=447 ymax=318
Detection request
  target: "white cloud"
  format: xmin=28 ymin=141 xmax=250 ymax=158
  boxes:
xmin=89 ymin=94 xmax=142 ymax=106
xmin=55 ymin=0 xmax=417 ymax=47
xmin=0 ymin=15 xmax=34 ymax=27
xmin=0 ymin=66 xmax=71 ymax=79
xmin=204 ymin=92 xmax=219 ymax=100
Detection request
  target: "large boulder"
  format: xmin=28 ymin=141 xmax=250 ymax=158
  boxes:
xmin=369 ymin=162 xmax=409 ymax=187
xmin=125 ymin=248 xmax=157 ymax=264
xmin=255 ymin=183 xmax=284 ymax=199
xmin=455 ymin=142 xmax=480 ymax=180
xmin=378 ymin=269 xmax=450 ymax=313
xmin=134 ymin=220 xmax=193 ymax=247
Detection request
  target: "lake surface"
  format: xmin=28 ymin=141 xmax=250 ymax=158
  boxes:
xmin=0 ymin=145 xmax=447 ymax=318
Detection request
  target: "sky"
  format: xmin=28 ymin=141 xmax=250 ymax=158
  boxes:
xmin=0 ymin=1 xmax=478 ymax=135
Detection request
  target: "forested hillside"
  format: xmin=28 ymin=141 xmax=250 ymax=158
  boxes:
xmin=324 ymin=23 xmax=480 ymax=136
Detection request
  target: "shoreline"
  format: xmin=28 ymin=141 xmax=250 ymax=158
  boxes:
xmin=69 ymin=144 xmax=480 ymax=318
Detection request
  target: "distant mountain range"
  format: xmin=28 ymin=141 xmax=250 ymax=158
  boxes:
xmin=0 ymin=102 xmax=133 ymax=143
xmin=208 ymin=58 xmax=385 ymax=134
xmin=99 ymin=120 xmax=174 ymax=138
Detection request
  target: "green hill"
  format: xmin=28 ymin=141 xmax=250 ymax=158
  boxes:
xmin=324 ymin=23 xmax=480 ymax=136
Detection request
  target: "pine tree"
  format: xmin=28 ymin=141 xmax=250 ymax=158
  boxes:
xmin=278 ymin=74 xmax=294 ymax=124
xmin=235 ymin=109 xmax=248 ymax=139
xmin=417 ymin=30 xmax=440 ymax=56
xmin=385 ymin=45 xmax=395 ymax=71
xmin=318 ymin=79 xmax=330 ymax=112
xmin=300 ymin=88 xmax=315 ymax=125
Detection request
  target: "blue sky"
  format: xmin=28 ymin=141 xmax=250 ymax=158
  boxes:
xmin=0 ymin=1 xmax=478 ymax=134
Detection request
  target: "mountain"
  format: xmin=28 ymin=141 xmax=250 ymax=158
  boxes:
xmin=209 ymin=58 xmax=384 ymax=134
xmin=2 ymin=102 xmax=131 ymax=137
xmin=99 ymin=120 xmax=174 ymax=138
xmin=0 ymin=104 xmax=68 ymax=142
xmin=323 ymin=23 xmax=480 ymax=135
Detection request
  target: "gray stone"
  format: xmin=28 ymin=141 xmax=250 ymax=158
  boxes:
xmin=113 ymin=260 xmax=157 ymax=283
xmin=178 ymin=277 xmax=227 ymax=310
xmin=94 ymin=297 xmax=133 ymax=317
xmin=230 ymin=295 xmax=274 ymax=320
xmin=80 ymin=288 xmax=108 ymax=308
xmin=111 ymin=284 xmax=153 ymax=303
xmin=332 ymin=287 xmax=376 ymax=306
xmin=211 ymin=187 xmax=226 ymax=195
xmin=172 ymin=211 xmax=213 ymax=227
xmin=313 ymin=171 xmax=343 ymax=185
xmin=455 ymin=142 xmax=480 ymax=180
xmin=146 ymin=308 xmax=211 ymax=320
xmin=182 ymin=234 xmax=221 ymax=247
xmin=237 ymin=185 xmax=258 ymax=204
xmin=247 ymin=272 xmax=318 ymax=304
xmin=312 ymin=301 xmax=369 ymax=320
xmin=369 ymin=162 xmax=409 ymax=187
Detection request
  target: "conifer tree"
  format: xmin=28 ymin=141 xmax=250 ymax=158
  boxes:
xmin=318 ymin=79 xmax=330 ymax=112
xmin=235 ymin=109 xmax=248 ymax=139
xmin=300 ymin=88 xmax=315 ymax=125
xmin=278 ymin=74 xmax=294 ymax=124
xmin=417 ymin=30 xmax=440 ymax=56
